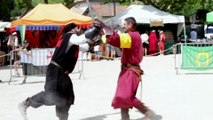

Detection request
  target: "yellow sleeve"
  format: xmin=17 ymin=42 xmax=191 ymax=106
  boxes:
xmin=101 ymin=35 xmax=107 ymax=44
xmin=119 ymin=33 xmax=132 ymax=48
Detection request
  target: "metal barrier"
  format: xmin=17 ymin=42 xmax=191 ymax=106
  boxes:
xmin=174 ymin=42 xmax=213 ymax=74
xmin=9 ymin=48 xmax=85 ymax=84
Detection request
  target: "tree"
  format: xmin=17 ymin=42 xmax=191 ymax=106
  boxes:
xmin=63 ymin=0 xmax=75 ymax=8
xmin=102 ymin=0 xmax=213 ymax=16
xmin=102 ymin=0 xmax=213 ymax=23
xmin=44 ymin=0 xmax=49 ymax=4
xmin=10 ymin=0 xmax=75 ymax=20
xmin=0 ymin=0 xmax=15 ymax=21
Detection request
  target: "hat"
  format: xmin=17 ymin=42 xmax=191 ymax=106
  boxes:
xmin=62 ymin=23 xmax=77 ymax=33
xmin=12 ymin=32 xmax=17 ymax=35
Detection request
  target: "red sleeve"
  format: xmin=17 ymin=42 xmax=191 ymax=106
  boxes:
xmin=106 ymin=32 xmax=121 ymax=48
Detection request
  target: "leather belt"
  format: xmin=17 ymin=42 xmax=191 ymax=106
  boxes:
xmin=122 ymin=63 xmax=144 ymax=81
xmin=50 ymin=61 xmax=70 ymax=75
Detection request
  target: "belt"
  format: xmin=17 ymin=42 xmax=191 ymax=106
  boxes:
xmin=50 ymin=61 xmax=70 ymax=75
xmin=122 ymin=63 xmax=144 ymax=81
xmin=122 ymin=63 xmax=140 ymax=67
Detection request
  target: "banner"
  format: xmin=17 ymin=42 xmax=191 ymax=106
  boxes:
xmin=31 ymin=48 xmax=55 ymax=66
xmin=19 ymin=25 xmax=26 ymax=45
xmin=181 ymin=45 xmax=213 ymax=69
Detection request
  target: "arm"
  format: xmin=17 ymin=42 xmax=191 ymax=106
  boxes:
xmin=69 ymin=34 xmax=88 ymax=45
xmin=14 ymin=37 xmax=18 ymax=47
xmin=66 ymin=33 xmax=90 ymax=52
xmin=68 ymin=26 xmax=102 ymax=52
xmin=22 ymin=49 xmax=32 ymax=56
xmin=7 ymin=36 xmax=11 ymax=46
xmin=79 ymin=43 xmax=90 ymax=52
xmin=102 ymin=32 xmax=132 ymax=49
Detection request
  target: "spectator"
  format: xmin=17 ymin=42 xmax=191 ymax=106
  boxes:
xmin=7 ymin=32 xmax=19 ymax=50
xmin=158 ymin=30 xmax=166 ymax=55
xmin=190 ymin=28 xmax=197 ymax=42
xmin=7 ymin=32 xmax=19 ymax=62
xmin=94 ymin=45 xmax=102 ymax=61
xmin=141 ymin=31 xmax=149 ymax=56
xmin=19 ymin=40 xmax=32 ymax=84
xmin=148 ymin=30 xmax=158 ymax=55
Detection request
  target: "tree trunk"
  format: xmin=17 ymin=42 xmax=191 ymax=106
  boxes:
xmin=44 ymin=0 xmax=48 ymax=4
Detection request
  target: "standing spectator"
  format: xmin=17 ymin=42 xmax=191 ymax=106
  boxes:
xmin=105 ymin=44 xmax=115 ymax=60
xmin=19 ymin=40 xmax=32 ymax=84
xmin=190 ymin=28 xmax=197 ymax=42
xmin=12 ymin=42 xmax=32 ymax=79
xmin=158 ymin=30 xmax=166 ymax=55
xmin=7 ymin=32 xmax=19 ymax=50
xmin=94 ymin=45 xmax=102 ymax=61
xmin=98 ymin=17 xmax=155 ymax=120
xmin=13 ymin=45 xmax=22 ymax=76
xmin=7 ymin=32 xmax=19 ymax=62
xmin=18 ymin=23 xmax=101 ymax=120
xmin=148 ymin=30 xmax=158 ymax=55
xmin=141 ymin=31 xmax=149 ymax=56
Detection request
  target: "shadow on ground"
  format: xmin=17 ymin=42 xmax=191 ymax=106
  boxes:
xmin=79 ymin=112 xmax=120 ymax=120
xmin=79 ymin=112 xmax=163 ymax=120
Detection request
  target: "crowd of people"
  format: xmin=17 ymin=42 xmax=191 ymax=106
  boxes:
xmin=141 ymin=29 xmax=166 ymax=56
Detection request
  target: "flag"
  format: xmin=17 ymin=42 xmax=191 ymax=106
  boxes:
xmin=181 ymin=45 xmax=213 ymax=70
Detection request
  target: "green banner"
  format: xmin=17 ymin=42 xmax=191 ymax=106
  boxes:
xmin=19 ymin=25 xmax=26 ymax=45
xmin=181 ymin=45 xmax=213 ymax=70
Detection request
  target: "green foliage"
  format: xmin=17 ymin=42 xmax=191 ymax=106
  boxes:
xmin=102 ymin=0 xmax=213 ymax=23
xmin=0 ymin=0 xmax=15 ymax=21
xmin=9 ymin=0 xmax=74 ymax=20
xmin=103 ymin=0 xmax=213 ymax=16
xmin=2 ymin=0 xmax=213 ymax=22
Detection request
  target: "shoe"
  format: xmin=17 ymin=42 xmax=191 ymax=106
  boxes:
xmin=21 ymin=80 xmax=26 ymax=84
xmin=18 ymin=100 xmax=29 ymax=120
xmin=16 ymin=72 xmax=20 ymax=77
xmin=144 ymin=110 xmax=154 ymax=120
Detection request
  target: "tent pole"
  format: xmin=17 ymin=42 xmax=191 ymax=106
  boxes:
xmin=183 ymin=20 xmax=187 ymax=43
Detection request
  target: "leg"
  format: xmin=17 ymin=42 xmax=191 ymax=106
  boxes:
xmin=21 ymin=63 xmax=28 ymax=84
xmin=21 ymin=76 xmax=27 ymax=84
xmin=134 ymin=101 xmax=149 ymax=114
xmin=14 ymin=60 xmax=20 ymax=76
xmin=121 ymin=108 xmax=130 ymax=120
xmin=144 ymin=48 xmax=147 ymax=56
xmin=56 ymin=104 xmax=71 ymax=120
xmin=18 ymin=91 xmax=67 ymax=120
xmin=134 ymin=101 xmax=154 ymax=120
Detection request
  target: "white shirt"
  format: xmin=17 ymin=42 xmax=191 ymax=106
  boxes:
xmin=66 ymin=33 xmax=90 ymax=52
xmin=141 ymin=33 xmax=149 ymax=44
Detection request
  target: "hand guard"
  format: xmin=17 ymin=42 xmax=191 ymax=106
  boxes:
xmin=85 ymin=26 xmax=101 ymax=40
xmin=87 ymin=35 xmax=103 ymax=51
